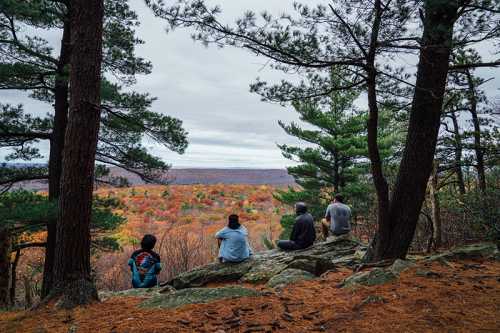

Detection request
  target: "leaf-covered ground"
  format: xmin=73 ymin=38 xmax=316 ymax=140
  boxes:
xmin=2 ymin=259 xmax=499 ymax=332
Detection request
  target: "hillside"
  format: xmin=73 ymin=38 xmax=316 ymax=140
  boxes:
xmin=1 ymin=241 xmax=499 ymax=332
xmin=10 ymin=168 xmax=295 ymax=191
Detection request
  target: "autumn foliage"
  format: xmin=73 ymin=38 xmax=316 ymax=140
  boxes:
xmin=93 ymin=184 xmax=286 ymax=290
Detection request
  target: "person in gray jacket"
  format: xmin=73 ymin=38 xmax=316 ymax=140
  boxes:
xmin=277 ymin=202 xmax=316 ymax=251
xmin=322 ymin=194 xmax=351 ymax=239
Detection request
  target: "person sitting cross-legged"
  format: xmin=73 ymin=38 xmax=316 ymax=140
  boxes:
xmin=277 ymin=202 xmax=316 ymax=251
xmin=321 ymin=194 xmax=352 ymax=239
xmin=128 ymin=234 xmax=162 ymax=288
xmin=215 ymin=214 xmax=253 ymax=263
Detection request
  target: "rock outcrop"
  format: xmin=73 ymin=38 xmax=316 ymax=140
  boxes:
xmin=100 ymin=241 xmax=499 ymax=313
xmin=164 ymin=238 xmax=364 ymax=289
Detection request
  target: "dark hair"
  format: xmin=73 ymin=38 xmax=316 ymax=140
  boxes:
xmin=141 ymin=234 xmax=157 ymax=250
xmin=334 ymin=194 xmax=344 ymax=203
xmin=295 ymin=202 xmax=308 ymax=215
xmin=228 ymin=214 xmax=241 ymax=230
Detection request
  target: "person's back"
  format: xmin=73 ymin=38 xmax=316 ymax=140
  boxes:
xmin=216 ymin=214 xmax=252 ymax=263
xmin=128 ymin=234 xmax=162 ymax=288
xmin=326 ymin=198 xmax=351 ymax=236
xmin=277 ymin=202 xmax=316 ymax=251
xmin=290 ymin=212 xmax=316 ymax=248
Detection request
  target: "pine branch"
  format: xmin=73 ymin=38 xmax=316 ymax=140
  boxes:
xmin=449 ymin=61 xmax=500 ymax=70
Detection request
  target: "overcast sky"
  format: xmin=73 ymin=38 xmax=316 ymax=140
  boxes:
xmin=1 ymin=0 xmax=498 ymax=168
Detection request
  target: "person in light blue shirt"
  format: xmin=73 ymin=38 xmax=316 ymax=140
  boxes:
xmin=215 ymin=214 xmax=253 ymax=263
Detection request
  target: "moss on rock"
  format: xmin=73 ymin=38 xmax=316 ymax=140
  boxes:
xmin=140 ymin=286 xmax=261 ymax=309
xmin=266 ymin=269 xmax=315 ymax=288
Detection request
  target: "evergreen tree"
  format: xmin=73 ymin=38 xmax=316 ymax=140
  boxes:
xmin=50 ymin=0 xmax=104 ymax=307
xmin=275 ymin=71 xmax=400 ymax=240
xmin=0 ymin=0 xmax=188 ymax=296
xmin=274 ymin=71 xmax=367 ymax=218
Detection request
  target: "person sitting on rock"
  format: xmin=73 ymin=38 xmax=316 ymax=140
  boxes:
xmin=128 ymin=234 xmax=162 ymax=288
xmin=322 ymin=194 xmax=352 ymax=239
xmin=215 ymin=214 xmax=253 ymax=263
xmin=277 ymin=202 xmax=316 ymax=251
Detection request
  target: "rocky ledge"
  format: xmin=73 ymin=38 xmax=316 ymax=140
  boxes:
xmin=99 ymin=241 xmax=498 ymax=309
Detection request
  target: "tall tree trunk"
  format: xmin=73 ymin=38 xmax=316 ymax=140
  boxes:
xmin=48 ymin=20 xmax=71 ymax=201
xmin=0 ymin=226 xmax=12 ymax=308
xmin=429 ymin=161 xmax=442 ymax=250
xmin=9 ymin=249 xmax=20 ymax=305
xmin=50 ymin=0 xmax=104 ymax=308
xmin=42 ymin=19 xmax=72 ymax=299
xmin=372 ymin=0 xmax=458 ymax=260
xmin=450 ymin=111 xmax=466 ymax=194
xmin=364 ymin=0 xmax=390 ymax=261
xmin=23 ymin=276 xmax=32 ymax=309
xmin=465 ymin=69 xmax=486 ymax=192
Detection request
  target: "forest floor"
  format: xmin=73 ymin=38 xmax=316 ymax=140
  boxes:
xmin=1 ymin=259 xmax=499 ymax=333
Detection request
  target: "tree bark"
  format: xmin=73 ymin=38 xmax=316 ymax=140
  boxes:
xmin=450 ymin=111 xmax=466 ymax=194
xmin=42 ymin=19 xmax=72 ymax=299
xmin=364 ymin=0 xmax=389 ymax=262
xmin=50 ymin=0 xmax=104 ymax=308
xmin=23 ymin=276 xmax=32 ymax=309
xmin=0 ymin=226 xmax=12 ymax=308
xmin=465 ymin=69 xmax=486 ymax=192
xmin=372 ymin=0 xmax=458 ymax=260
xmin=9 ymin=249 xmax=20 ymax=305
xmin=48 ymin=20 xmax=71 ymax=201
xmin=429 ymin=161 xmax=442 ymax=250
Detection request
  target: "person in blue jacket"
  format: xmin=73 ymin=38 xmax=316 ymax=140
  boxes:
xmin=215 ymin=214 xmax=253 ymax=263
xmin=128 ymin=234 xmax=162 ymax=288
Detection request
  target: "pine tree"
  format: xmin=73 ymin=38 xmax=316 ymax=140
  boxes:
xmin=0 ymin=0 xmax=188 ymax=296
xmin=274 ymin=71 xmax=367 ymax=216
xmin=49 ymin=0 xmax=104 ymax=307
xmin=275 ymin=70 xmax=400 ymax=241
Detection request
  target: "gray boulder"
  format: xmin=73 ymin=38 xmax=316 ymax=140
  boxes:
xmin=168 ymin=259 xmax=254 ymax=289
xmin=389 ymin=259 xmax=416 ymax=275
xmin=341 ymin=268 xmax=397 ymax=288
xmin=266 ymin=269 xmax=316 ymax=288
xmin=140 ymin=286 xmax=261 ymax=309
xmin=426 ymin=242 xmax=498 ymax=262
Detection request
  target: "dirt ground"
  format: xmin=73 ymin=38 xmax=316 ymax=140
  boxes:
xmin=1 ymin=259 xmax=499 ymax=333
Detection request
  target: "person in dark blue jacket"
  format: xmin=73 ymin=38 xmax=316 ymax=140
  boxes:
xmin=128 ymin=234 xmax=162 ymax=288
xmin=277 ymin=202 xmax=316 ymax=251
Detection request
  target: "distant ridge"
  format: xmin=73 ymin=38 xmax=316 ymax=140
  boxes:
xmin=8 ymin=167 xmax=295 ymax=190
xmin=110 ymin=168 xmax=295 ymax=185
